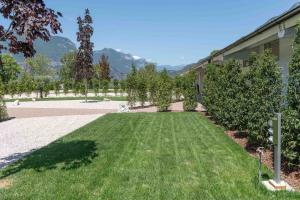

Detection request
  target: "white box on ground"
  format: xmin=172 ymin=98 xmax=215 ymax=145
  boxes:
xmin=262 ymin=180 xmax=294 ymax=192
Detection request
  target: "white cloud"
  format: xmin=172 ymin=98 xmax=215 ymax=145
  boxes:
xmin=115 ymin=49 xmax=122 ymax=52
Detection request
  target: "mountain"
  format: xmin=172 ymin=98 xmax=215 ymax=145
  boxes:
xmin=8 ymin=36 xmax=77 ymax=66
xmin=5 ymin=35 xmax=185 ymax=78
xmin=93 ymin=48 xmax=149 ymax=79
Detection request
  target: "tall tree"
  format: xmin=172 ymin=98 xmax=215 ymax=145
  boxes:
xmin=157 ymin=69 xmax=173 ymax=112
xmin=75 ymin=9 xmax=94 ymax=102
xmin=0 ymin=54 xmax=21 ymax=86
xmin=99 ymin=55 xmax=111 ymax=81
xmin=60 ymin=51 xmax=77 ymax=94
xmin=126 ymin=64 xmax=138 ymax=108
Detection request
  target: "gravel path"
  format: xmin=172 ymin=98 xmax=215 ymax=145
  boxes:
xmin=0 ymin=114 xmax=102 ymax=168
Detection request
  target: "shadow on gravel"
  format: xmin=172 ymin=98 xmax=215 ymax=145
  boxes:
xmin=0 ymin=140 xmax=98 ymax=178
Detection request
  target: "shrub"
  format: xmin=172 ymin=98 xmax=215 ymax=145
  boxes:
xmin=156 ymin=69 xmax=173 ymax=112
xmin=282 ymin=22 xmax=300 ymax=169
xmin=182 ymin=70 xmax=197 ymax=111
xmin=246 ymin=51 xmax=282 ymax=146
xmin=119 ymin=79 xmax=126 ymax=96
xmin=0 ymin=79 xmax=8 ymax=121
xmin=102 ymin=80 xmax=109 ymax=97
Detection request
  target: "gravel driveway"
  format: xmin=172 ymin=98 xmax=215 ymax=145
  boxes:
xmin=0 ymin=114 xmax=102 ymax=168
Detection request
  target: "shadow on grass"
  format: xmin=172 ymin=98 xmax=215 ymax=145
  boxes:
xmin=0 ymin=140 xmax=98 ymax=178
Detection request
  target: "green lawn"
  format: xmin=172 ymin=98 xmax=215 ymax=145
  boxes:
xmin=4 ymin=96 xmax=127 ymax=102
xmin=0 ymin=113 xmax=299 ymax=199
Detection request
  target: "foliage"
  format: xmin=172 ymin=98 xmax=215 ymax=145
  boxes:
xmin=0 ymin=54 xmax=21 ymax=86
xmin=7 ymin=79 xmax=18 ymax=98
xmin=99 ymin=55 xmax=111 ymax=81
xmin=60 ymin=51 xmax=77 ymax=94
xmin=145 ymin=64 xmax=158 ymax=105
xmin=126 ymin=64 xmax=138 ymax=108
xmin=75 ymin=9 xmax=94 ymax=102
xmin=282 ymin=22 xmax=300 ymax=169
xmin=174 ymin=75 xmax=184 ymax=101
xmin=182 ymin=70 xmax=197 ymax=111
xmin=92 ymin=77 xmax=100 ymax=96
xmin=203 ymin=50 xmax=282 ymax=146
xmin=0 ymin=0 xmax=62 ymax=61
xmin=0 ymin=78 xmax=7 ymax=121
xmin=18 ymin=73 xmax=35 ymax=97
xmin=54 ymin=81 xmax=61 ymax=96
xmin=246 ymin=51 xmax=282 ymax=145
xmin=156 ymin=69 xmax=173 ymax=111
xmin=102 ymin=80 xmax=109 ymax=97
xmin=113 ymin=79 xmax=119 ymax=96
xmin=119 ymin=79 xmax=126 ymax=96
xmin=25 ymin=54 xmax=55 ymax=77
xmin=136 ymin=69 xmax=148 ymax=107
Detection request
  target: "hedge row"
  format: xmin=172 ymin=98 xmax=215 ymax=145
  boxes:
xmin=203 ymin=47 xmax=299 ymax=169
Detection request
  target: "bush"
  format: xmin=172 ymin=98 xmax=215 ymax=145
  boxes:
xmin=282 ymin=22 xmax=300 ymax=169
xmin=182 ymin=70 xmax=197 ymax=111
xmin=246 ymin=51 xmax=282 ymax=146
xmin=156 ymin=69 xmax=173 ymax=112
xmin=203 ymin=50 xmax=282 ymax=146
xmin=113 ymin=79 xmax=119 ymax=96
xmin=0 ymin=79 xmax=8 ymax=121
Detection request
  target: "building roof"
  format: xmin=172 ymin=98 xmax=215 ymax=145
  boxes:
xmin=195 ymin=3 xmax=300 ymax=68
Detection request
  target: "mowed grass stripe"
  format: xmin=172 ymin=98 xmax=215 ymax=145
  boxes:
xmin=0 ymin=113 xmax=299 ymax=200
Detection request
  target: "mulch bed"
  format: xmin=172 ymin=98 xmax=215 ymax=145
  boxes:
xmin=201 ymin=111 xmax=300 ymax=191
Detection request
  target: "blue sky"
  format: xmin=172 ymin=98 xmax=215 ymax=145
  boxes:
xmin=13 ymin=1 xmax=300 ymax=65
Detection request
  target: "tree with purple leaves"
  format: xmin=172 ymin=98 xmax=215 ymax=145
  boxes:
xmin=75 ymin=9 xmax=94 ymax=103
xmin=0 ymin=0 xmax=62 ymax=120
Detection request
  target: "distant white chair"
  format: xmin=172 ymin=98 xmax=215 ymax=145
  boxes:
xmin=14 ymin=100 xmax=20 ymax=106
xmin=118 ymin=104 xmax=129 ymax=113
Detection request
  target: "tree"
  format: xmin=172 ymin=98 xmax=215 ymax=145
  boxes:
xmin=136 ymin=69 xmax=147 ymax=107
xmin=102 ymin=80 xmax=109 ymax=97
xmin=7 ymin=79 xmax=18 ymax=98
xmin=0 ymin=0 xmax=61 ymax=118
xmin=0 ymin=0 xmax=62 ymax=66
xmin=282 ymin=22 xmax=300 ymax=169
xmin=120 ymin=79 xmax=127 ymax=96
xmin=126 ymin=64 xmax=138 ymax=108
xmin=182 ymin=70 xmax=197 ymax=111
xmin=0 ymin=54 xmax=21 ymax=87
xmin=113 ymin=79 xmax=119 ymax=96
xmin=174 ymin=75 xmax=184 ymax=101
xmin=92 ymin=77 xmax=100 ymax=96
xmin=246 ymin=51 xmax=282 ymax=146
xmin=75 ymin=9 xmax=94 ymax=103
xmin=156 ymin=69 xmax=173 ymax=112
xmin=144 ymin=64 xmax=158 ymax=105
xmin=25 ymin=54 xmax=55 ymax=77
xmin=99 ymin=55 xmax=111 ymax=81
xmin=60 ymin=51 xmax=77 ymax=94
xmin=54 ymin=80 xmax=61 ymax=96
xmin=0 ymin=78 xmax=7 ymax=121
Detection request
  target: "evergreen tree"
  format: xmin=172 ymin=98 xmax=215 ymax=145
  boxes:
xmin=75 ymin=9 xmax=94 ymax=102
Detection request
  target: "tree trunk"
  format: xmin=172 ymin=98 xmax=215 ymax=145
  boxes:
xmin=85 ymin=79 xmax=88 ymax=103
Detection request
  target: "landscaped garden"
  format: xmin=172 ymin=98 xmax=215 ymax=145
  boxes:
xmin=1 ymin=113 xmax=299 ymax=199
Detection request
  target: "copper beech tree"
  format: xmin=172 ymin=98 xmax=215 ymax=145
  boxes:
xmin=0 ymin=0 xmax=62 ymax=67
xmin=0 ymin=0 xmax=62 ymax=120
xmin=75 ymin=9 xmax=94 ymax=102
